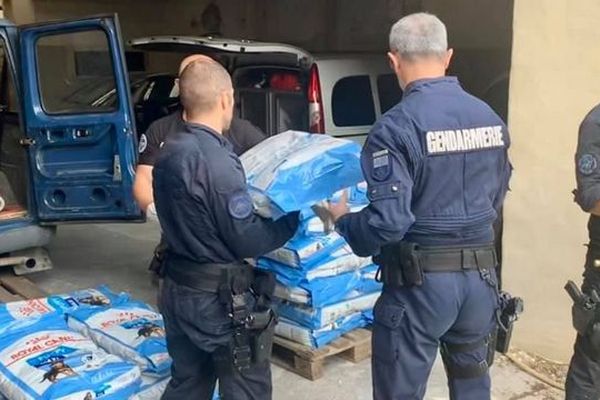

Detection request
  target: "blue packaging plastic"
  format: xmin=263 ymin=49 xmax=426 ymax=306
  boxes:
xmin=67 ymin=300 xmax=171 ymax=377
xmin=275 ymin=312 xmax=369 ymax=348
xmin=257 ymin=245 xmax=371 ymax=286
xmin=0 ymin=286 xmax=129 ymax=328
xmin=276 ymin=292 xmax=380 ymax=330
xmin=263 ymin=232 xmax=347 ymax=269
xmin=272 ymin=262 xmax=381 ymax=308
xmin=356 ymin=264 xmax=383 ymax=294
xmin=240 ymin=131 xmax=363 ymax=219
xmin=132 ymin=375 xmax=169 ymax=400
xmin=0 ymin=314 xmax=140 ymax=400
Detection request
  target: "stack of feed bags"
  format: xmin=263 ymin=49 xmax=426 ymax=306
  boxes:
xmin=241 ymin=132 xmax=382 ymax=348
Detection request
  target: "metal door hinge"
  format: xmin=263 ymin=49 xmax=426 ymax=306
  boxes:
xmin=113 ymin=154 xmax=122 ymax=182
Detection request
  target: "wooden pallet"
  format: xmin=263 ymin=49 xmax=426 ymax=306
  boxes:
xmin=272 ymin=328 xmax=371 ymax=380
xmin=0 ymin=270 xmax=47 ymax=303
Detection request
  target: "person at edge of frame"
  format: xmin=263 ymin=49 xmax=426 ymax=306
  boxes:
xmin=565 ymin=102 xmax=600 ymax=400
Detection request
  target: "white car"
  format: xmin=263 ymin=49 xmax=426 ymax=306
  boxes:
xmin=128 ymin=36 xmax=403 ymax=143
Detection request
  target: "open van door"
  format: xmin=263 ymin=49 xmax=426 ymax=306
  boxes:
xmin=128 ymin=36 xmax=312 ymax=68
xmin=18 ymin=15 xmax=141 ymax=222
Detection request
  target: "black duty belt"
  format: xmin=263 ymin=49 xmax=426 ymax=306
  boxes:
xmin=417 ymin=245 xmax=497 ymax=272
xmin=165 ymin=255 xmax=252 ymax=294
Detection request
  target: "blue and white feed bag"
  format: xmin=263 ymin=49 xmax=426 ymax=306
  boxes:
xmin=240 ymin=131 xmax=363 ymax=219
xmin=0 ymin=314 xmax=140 ymax=400
xmin=67 ymin=300 xmax=171 ymax=377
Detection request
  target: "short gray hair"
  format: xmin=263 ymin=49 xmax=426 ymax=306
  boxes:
xmin=389 ymin=13 xmax=448 ymax=60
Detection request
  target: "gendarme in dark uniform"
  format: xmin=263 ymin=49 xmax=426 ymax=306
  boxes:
xmin=139 ymin=112 xmax=268 ymax=277
xmin=331 ymin=13 xmax=512 ymax=400
xmin=153 ymin=61 xmax=297 ymax=400
xmin=567 ymin=104 xmax=600 ymax=400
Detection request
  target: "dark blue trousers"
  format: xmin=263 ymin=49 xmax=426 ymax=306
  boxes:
xmin=566 ymin=268 xmax=600 ymax=400
xmin=372 ymin=270 xmax=498 ymax=400
xmin=159 ymin=276 xmax=272 ymax=400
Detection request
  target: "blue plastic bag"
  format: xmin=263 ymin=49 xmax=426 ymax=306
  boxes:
xmin=276 ymin=292 xmax=380 ymax=329
xmin=67 ymin=300 xmax=171 ymax=377
xmin=356 ymin=264 xmax=383 ymax=294
xmin=0 ymin=314 xmax=140 ymax=400
xmin=0 ymin=286 xmax=128 ymax=328
xmin=261 ymin=232 xmax=375 ymax=276
xmin=275 ymin=312 xmax=369 ymax=348
xmin=271 ymin=261 xmax=380 ymax=307
xmin=132 ymin=374 xmax=170 ymax=400
xmin=240 ymin=131 xmax=363 ymax=219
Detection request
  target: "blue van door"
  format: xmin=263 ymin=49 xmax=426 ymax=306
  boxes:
xmin=18 ymin=15 xmax=141 ymax=222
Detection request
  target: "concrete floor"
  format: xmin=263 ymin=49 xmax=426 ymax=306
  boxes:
xmin=28 ymin=222 xmax=564 ymax=400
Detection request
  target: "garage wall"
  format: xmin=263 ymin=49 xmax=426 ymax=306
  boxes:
xmin=7 ymin=0 xmax=512 ymax=99
xmin=505 ymin=0 xmax=600 ymax=361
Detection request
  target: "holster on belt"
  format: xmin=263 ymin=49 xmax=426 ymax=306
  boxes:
xmin=374 ymin=242 xmax=423 ymax=287
xmin=374 ymin=241 xmax=497 ymax=288
xmin=149 ymin=239 xmax=169 ymax=277
xmin=164 ymin=254 xmax=276 ymax=370
xmin=496 ymin=291 xmax=524 ymax=353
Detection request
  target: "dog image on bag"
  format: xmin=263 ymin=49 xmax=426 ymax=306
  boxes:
xmin=78 ymin=295 xmax=111 ymax=307
xmin=40 ymin=358 xmax=76 ymax=383
xmin=137 ymin=323 xmax=165 ymax=338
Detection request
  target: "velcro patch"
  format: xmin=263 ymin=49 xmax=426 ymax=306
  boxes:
xmin=372 ymin=149 xmax=392 ymax=182
xmin=138 ymin=134 xmax=148 ymax=154
xmin=228 ymin=191 xmax=254 ymax=220
xmin=578 ymin=154 xmax=598 ymax=176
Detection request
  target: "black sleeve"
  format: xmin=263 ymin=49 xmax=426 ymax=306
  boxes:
xmin=226 ymin=118 xmax=268 ymax=156
xmin=202 ymin=153 xmax=299 ymax=259
xmin=138 ymin=117 xmax=169 ymax=166
xmin=575 ymin=106 xmax=600 ymax=211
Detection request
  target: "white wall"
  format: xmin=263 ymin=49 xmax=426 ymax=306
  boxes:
xmin=505 ymin=0 xmax=600 ymax=361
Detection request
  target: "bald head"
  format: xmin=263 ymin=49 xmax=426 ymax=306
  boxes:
xmin=179 ymin=59 xmax=234 ymax=131
xmin=178 ymin=54 xmax=215 ymax=75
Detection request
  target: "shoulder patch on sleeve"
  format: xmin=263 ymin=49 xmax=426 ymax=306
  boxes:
xmin=578 ymin=153 xmax=597 ymax=176
xmin=228 ymin=191 xmax=254 ymax=220
xmin=371 ymin=149 xmax=392 ymax=182
xmin=138 ymin=134 xmax=148 ymax=154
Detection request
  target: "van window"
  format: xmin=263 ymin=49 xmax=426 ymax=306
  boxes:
xmin=36 ymin=29 xmax=117 ymax=114
xmin=377 ymin=74 xmax=403 ymax=113
xmin=332 ymin=76 xmax=375 ymax=127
